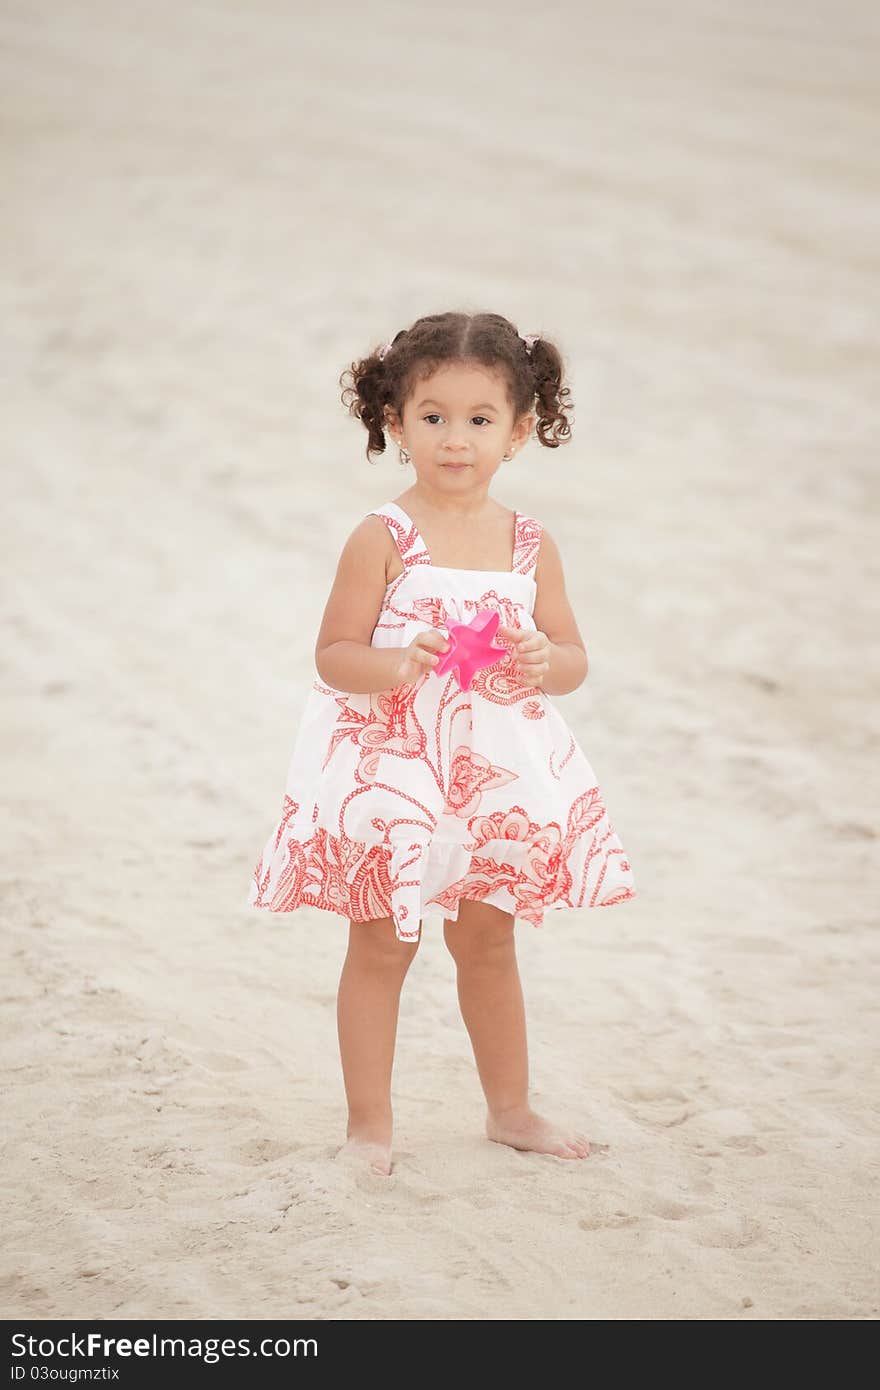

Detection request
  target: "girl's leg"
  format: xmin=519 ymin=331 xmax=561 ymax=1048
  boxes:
xmin=443 ymin=902 xmax=591 ymax=1159
xmin=336 ymin=915 xmax=421 ymax=1174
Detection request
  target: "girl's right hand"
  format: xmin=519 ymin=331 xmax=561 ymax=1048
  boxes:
xmin=392 ymin=628 xmax=450 ymax=689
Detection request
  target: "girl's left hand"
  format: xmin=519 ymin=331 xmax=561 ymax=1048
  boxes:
xmin=496 ymin=624 xmax=551 ymax=687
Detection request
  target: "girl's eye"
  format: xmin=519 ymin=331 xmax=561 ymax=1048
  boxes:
xmin=423 ymin=414 xmax=492 ymax=426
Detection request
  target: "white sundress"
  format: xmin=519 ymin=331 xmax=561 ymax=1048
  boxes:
xmin=246 ymin=500 xmax=637 ymax=941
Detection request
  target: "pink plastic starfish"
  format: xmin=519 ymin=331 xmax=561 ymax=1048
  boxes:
xmin=432 ymin=608 xmax=510 ymax=692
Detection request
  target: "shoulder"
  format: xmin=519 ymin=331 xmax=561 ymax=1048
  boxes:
xmin=533 ymin=522 xmax=562 ymax=581
xmin=357 ymin=511 xmax=398 ymax=583
xmin=344 ymin=511 xmax=393 ymax=545
xmin=337 ymin=512 xmax=396 ymax=568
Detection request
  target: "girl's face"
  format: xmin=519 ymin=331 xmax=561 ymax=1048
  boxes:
xmin=385 ymin=361 xmax=534 ymax=492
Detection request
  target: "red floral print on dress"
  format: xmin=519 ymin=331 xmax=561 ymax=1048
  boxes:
xmin=246 ymin=501 xmax=637 ymax=940
xmin=444 ymin=745 xmax=519 ymax=818
xmin=323 ymin=687 xmax=426 ymax=780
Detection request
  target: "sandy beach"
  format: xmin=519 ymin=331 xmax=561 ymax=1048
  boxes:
xmin=2 ymin=0 xmax=878 ymax=1319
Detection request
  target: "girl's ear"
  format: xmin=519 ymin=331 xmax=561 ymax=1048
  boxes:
xmin=515 ymin=411 xmax=536 ymax=445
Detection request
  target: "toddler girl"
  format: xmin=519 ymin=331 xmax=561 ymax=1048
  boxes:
xmin=247 ymin=310 xmax=637 ymax=1175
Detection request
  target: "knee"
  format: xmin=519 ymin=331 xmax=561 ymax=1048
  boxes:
xmin=348 ymin=916 xmax=421 ymax=971
xmin=443 ymin=909 xmax=515 ymax=966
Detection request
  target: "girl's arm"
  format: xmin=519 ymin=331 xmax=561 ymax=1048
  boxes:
xmin=499 ymin=528 xmax=588 ymax=697
xmin=314 ymin=518 xmax=406 ymax=694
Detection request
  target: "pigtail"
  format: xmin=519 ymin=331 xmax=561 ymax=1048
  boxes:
xmin=339 ymin=347 xmax=390 ymax=464
xmin=527 ymin=336 xmax=574 ymax=448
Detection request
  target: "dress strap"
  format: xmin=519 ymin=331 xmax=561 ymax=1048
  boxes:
xmin=368 ymin=502 xmax=432 ymax=571
xmin=511 ymin=512 xmax=543 ymax=580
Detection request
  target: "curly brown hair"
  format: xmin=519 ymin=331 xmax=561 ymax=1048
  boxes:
xmin=339 ymin=310 xmax=574 ymax=464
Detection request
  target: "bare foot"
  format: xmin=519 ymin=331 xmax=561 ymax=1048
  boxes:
xmin=335 ymin=1129 xmax=393 ymax=1176
xmin=486 ymin=1106 xmax=591 ymax=1159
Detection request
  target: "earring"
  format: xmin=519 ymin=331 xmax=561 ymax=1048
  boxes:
xmin=397 ymin=440 xmax=411 ymax=466
xmin=502 ymin=450 xmax=514 ymax=461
